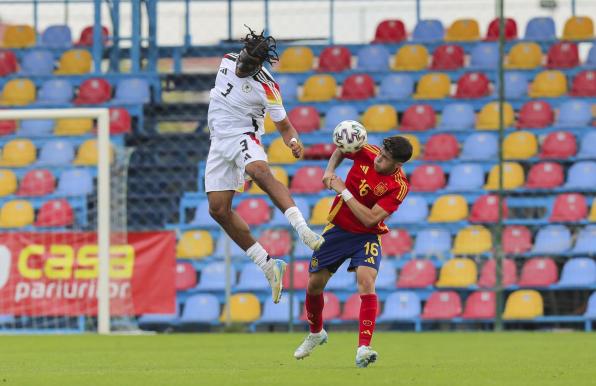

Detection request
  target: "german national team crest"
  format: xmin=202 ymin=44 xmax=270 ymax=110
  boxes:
xmin=373 ymin=182 xmax=388 ymax=196
xmin=242 ymin=83 xmax=252 ymax=93
xmin=311 ymin=257 xmax=318 ymax=269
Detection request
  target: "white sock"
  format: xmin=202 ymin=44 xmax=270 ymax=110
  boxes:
xmin=284 ymin=206 xmax=310 ymax=235
xmin=246 ymin=242 xmax=273 ymax=273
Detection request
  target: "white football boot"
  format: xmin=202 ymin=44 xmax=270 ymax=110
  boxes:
xmin=294 ymin=329 xmax=328 ymax=359
xmin=265 ymin=259 xmax=287 ymax=304
xmin=298 ymin=227 xmax=325 ymax=251
xmin=355 ymin=345 xmax=378 ymax=368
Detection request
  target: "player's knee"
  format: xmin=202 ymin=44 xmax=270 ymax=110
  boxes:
xmin=306 ymin=281 xmax=325 ymax=295
xmin=357 ymin=276 xmax=376 ymax=295
xmin=208 ymin=203 xmax=231 ymax=223
xmin=247 ymin=164 xmax=274 ymax=187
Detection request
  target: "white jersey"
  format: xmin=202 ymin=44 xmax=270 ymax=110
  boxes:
xmin=208 ymin=52 xmax=287 ymax=138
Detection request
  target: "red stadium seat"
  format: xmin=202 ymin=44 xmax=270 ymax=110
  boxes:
xmin=318 ymin=46 xmax=352 ymax=72
xmin=339 ymin=293 xmax=381 ymax=321
xmin=399 ymin=104 xmax=436 ymax=131
xmin=397 ymin=259 xmax=437 ymax=288
xmin=77 ymin=25 xmax=109 ymax=46
xmin=469 ymin=194 xmax=508 ymax=223
xmin=34 ymin=199 xmax=74 ymax=227
xmin=17 ymin=169 xmax=55 ymax=196
xmin=288 ymin=106 xmax=320 ymax=133
xmin=0 ymin=50 xmax=18 ymax=76
xmin=517 ymin=100 xmax=554 ymax=129
xmin=258 ymin=229 xmax=292 ymax=257
xmin=421 ymin=291 xmax=462 ymax=319
xmin=340 ymin=74 xmax=375 ymax=100
xmin=570 ymin=70 xmax=596 ymax=97
xmin=422 ymin=133 xmax=459 ymax=161
xmin=525 ymin=162 xmax=564 ymax=189
xmin=455 ymin=72 xmax=490 ymax=98
xmin=550 ymin=193 xmax=588 ymax=222
xmin=380 ymin=228 xmax=412 ymax=257
xmin=109 ymin=108 xmax=131 ymax=134
xmin=300 ymin=292 xmax=340 ymax=321
xmin=290 ymin=166 xmax=325 ymax=194
xmin=519 ymin=257 xmax=558 ymax=287
xmin=373 ymin=19 xmax=407 ymax=43
xmin=546 ymin=42 xmax=579 ymax=69
xmin=502 ymin=225 xmax=532 ymax=255
xmin=485 ymin=17 xmax=518 ymax=40
xmin=0 ymin=120 xmax=17 ymax=136
xmin=478 ymin=259 xmax=517 ymax=288
xmin=175 ymin=262 xmax=197 ymax=291
xmin=303 ymin=143 xmax=335 ymax=160
xmin=410 ymin=164 xmax=446 ymax=192
xmin=539 ymin=131 xmax=577 ymax=159
xmin=430 ymin=44 xmax=465 ymax=70
xmin=74 ymin=78 xmax=112 ymax=105
xmin=236 ymin=198 xmax=271 ymax=225
xmin=462 ymin=291 xmax=496 ymax=319
xmin=283 ymin=260 xmax=310 ymax=290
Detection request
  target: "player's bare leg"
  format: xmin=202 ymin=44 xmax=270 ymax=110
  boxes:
xmin=355 ymin=266 xmax=379 ymax=368
xmin=208 ymin=190 xmax=286 ymax=303
xmin=245 ymin=161 xmax=324 ymax=250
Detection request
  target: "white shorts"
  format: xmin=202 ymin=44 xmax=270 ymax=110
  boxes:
xmin=205 ymin=133 xmax=268 ymax=192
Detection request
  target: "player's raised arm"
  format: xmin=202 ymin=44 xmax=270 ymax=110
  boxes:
xmin=323 ymin=148 xmax=345 ymax=188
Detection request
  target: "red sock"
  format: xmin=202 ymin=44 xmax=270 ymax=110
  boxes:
xmin=305 ymin=293 xmax=324 ymax=333
xmin=358 ymin=294 xmax=377 ymax=347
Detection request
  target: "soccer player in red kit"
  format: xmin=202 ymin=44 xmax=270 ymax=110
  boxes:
xmin=293 ymin=136 xmax=412 ymax=368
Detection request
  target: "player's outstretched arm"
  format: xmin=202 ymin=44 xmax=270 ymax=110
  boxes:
xmin=328 ymin=176 xmax=389 ymax=228
xmin=323 ymin=149 xmax=345 ymax=188
xmin=274 ymin=117 xmax=304 ymax=158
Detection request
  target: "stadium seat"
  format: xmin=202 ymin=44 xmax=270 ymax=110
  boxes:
xmin=577 ymin=132 xmax=596 ymax=159
xmin=453 ymin=225 xmax=492 ymax=255
xmin=0 ymin=200 xmax=34 ymax=228
xmin=540 ymin=131 xmax=576 ymax=159
xmin=112 ymin=78 xmax=150 ymax=104
xmin=361 ymin=104 xmax=397 ymax=132
xmin=562 ymin=16 xmax=594 ymax=40
xmin=0 ymin=169 xmax=16 ymax=196
xmin=556 ymin=100 xmax=592 ymax=127
xmin=55 ymin=117 xmax=93 ymax=136
xmin=506 ymin=42 xmax=542 ymax=69
xmin=34 ymin=199 xmax=74 ymax=227
xmin=445 ymin=18 xmax=480 ymax=41
xmin=528 ymin=70 xmax=567 ymax=98
xmin=430 ymin=44 xmax=464 ymax=70
xmin=20 ymin=50 xmax=55 ymax=75
xmin=455 ymin=72 xmax=490 ymax=99
xmin=564 ymin=161 xmax=596 ymax=189
xmin=267 ymin=137 xmax=297 ymax=163
xmin=0 ymin=50 xmax=18 ymax=76
xmin=373 ymin=19 xmax=406 ymax=43
xmin=381 ymin=228 xmax=412 ymax=257
xmin=3 ymin=25 xmax=36 ymax=48
xmin=397 ymin=260 xmax=437 ymax=288
xmin=176 ymin=230 xmax=214 ymax=259
xmin=37 ymin=140 xmax=75 ymax=167
xmin=220 ymin=293 xmax=261 ymax=323
xmin=462 ymin=291 xmax=496 ymax=319
xmin=411 ymin=228 xmax=451 ymax=257
xmin=378 ymin=74 xmax=414 ymax=101
xmin=586 ymin=45 xmax=596 ymax=68
xmin=0 ymin=139 xmax=36 ymax=166
xmin=413 ymin=73 xmax=451 ymax=99
xmin=570 ymin=70 xmax=596 ymax=96
xmin=300 ymin=74 xmax=337 ymax=102
xmin=524 ymin=17 xmax=556 ymax=41
xmin=532 ymin=224 xmax=572 ymax=254
xmin=410 ymin=165 xmax=446 ymax=192
xmin=388 ymin=196 xmax=428 ymax=224
xmin=77 ymin=25 xmax=109 ymax=46
xmin=502 ymin=225 xmax=533 ymax=255
xmin=378 ymin=291 xmax=421 ymax=321
xmin=299 ymin=292 xmax=341 ymax=322
xmin=235 ymin=198 xmax=271 ymax=226
xmin=17 ymin=169 xmax=55 ymax=196
xmin=438 ymin=103 xmax=475 ymax=130
xmin=138 ymin=303 xmax=179 ymax=328
xmin=235 ymin=263 xmax=269 ymax=292
xmin=503 ymin=290 xmax=543 ymax=319
xmin=486 ymin=17 xmax=518 ymax=40
xmin=503 ymin=72 xmax=529 ymax=99
xmin=469 ymin=194 xmax=508 ymax=223
xmin=422 ymin=291 xmax=462 ymax=319
xmin=503 ymin=131 xmax=538 ymax=160
xmin=74 ymin=139 xmax=115 ymax=165
xmin=287 ymin=106 xmax=320 ymax=133
xmin=436 ymin=258 xmax=477 ymax=287
xmin=590 ymin=200 xmax=596 ymax=222
xmin=460 ymin=133 xmax=497 ymax=160
xmin=399 ymin=104 xmax=436 ymax=131
xmin=356 ymin=45 xmax=390 ymax=72
xmin=41 ymin=25 xmax=72 ymax=48
xmin=259 ymin=295 xmax=301 ymax=324
xmin=303 ymin=143 xmax=335 ymax=160
xmin=478 ymin=259 xmax=517 ymax=288
xmin=18 ymin=119 xmax=55 ymax=137
xmin=258 ymin=229 xmax=291 ymax=258
xmin=584 ymin=293 xmax=596 ymax=319
xmin=277 ymin=46 xmax=314 ymax=72
xmin=400 ymin=134 xmax=420 ymax=160
xmin=469 ymin=42 xmax=498 ymax=69
xmin=74 ymin=78 xmax=112 ymax=105
xmin=340 ymin=292 xmax=382 ymax=321
xmin=519 ymin=257 xmax=558 ymax=287
xmin=547 ymin=42 xmax=579 ymax=69
xmin=188 ymin=200 xmax=218 ymax=228
xmin=391 ymin=44 xmax=429 ymax=71
xmin=249 ymin=166 xmax=288 ymax=194
xmin=526 ymin=162 xmax=564 ymax=190
xmin=423 ymin=134 xmax=459 ymax=161
xmin=310 ymin=196 xmax=334 ymax=226
xmin=572 ymin=226 xmax=596 ymax=255
xmin=282 ymin=260 xmax=310 ymax=290
xmin=175 ymin=262 xmax=197 ymax=291
xmin=340 ymin=74 xmax=375 ymax=100
xmin=517 ymin=100 xmax=554 ymax=128
xmin=558 ymin=258 xmax=596 ymax=287
xmin=484 ymin=162 xmax=525 ymax=190
xmin=445 ymin=163 xmax=484 ymax=191
xmin=1 ymin=79 xmax=36 ymax=106
xmin=276 ymin=75 xmax=298 ymax=103
xmin=412 ymin=19 xmax=444 ymax=42
xmin=108 ymin=108 xmax=131 ymax=134
xmin=326 ymin=261 xmax=356 ymax=291
xmin=290 ymin=166 xmax=324 ymax=194
xmin=196 ymin=262 xmax=237 ymax=291
xmin=0 ymin=120 xmax=16 ymax=136
xmin=37 ymin=79 xmax=74 ymax=104
xmin=213 ymin=232 xmax=245 ymax=258
xmin=318 ymin=45 xmax=351 ymax=72
xmin=323 ymin=105 xmax=359 ymax=131
xmin=428 ymin=195 xmax=468 ymax=223
xmin=550 ymin=193 xmax=588 ymax=222
xmin=180 ymin=294 xmax=219 ymax=325
xmin=55 ymin=49 xmax=92 ymax=74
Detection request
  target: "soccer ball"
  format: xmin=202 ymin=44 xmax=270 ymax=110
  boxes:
xmin=332 ymin=120 xmax=367 ymax=153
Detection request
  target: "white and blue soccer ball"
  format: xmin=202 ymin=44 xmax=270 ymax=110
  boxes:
xmin=332 ymin=120 xmax=368 ymax=153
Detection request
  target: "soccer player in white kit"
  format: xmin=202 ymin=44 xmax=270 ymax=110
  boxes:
xmin=205 ymin=27 xmax=324 ymax=303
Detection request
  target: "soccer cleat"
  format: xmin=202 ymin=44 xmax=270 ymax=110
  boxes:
xmin=355 ymin=345 xmax=378 ymax=368
xmin=299 ymin=227 xmax=325 ymax=251
xmin=265 ymin=259 xmax=287 ymax=304
xmin=294 ymin=329 xmax=328 ymax=359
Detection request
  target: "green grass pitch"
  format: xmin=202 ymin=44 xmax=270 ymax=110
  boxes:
xmin=0 ymin=332 xmax=594 ymax=386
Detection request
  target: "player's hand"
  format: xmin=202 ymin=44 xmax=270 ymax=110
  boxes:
xmin=288 ymin=139 xmax=304 ymax=159
xmin=322 ymin=172 xmax=336 ymax=189
xmin=328 ymin=175 xmax=347 ymax=194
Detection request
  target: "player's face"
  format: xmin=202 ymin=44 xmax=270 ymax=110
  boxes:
xmin=236 ymin=49 xmax=262 ymax=78
xmin=374 ymin=148 xmax=401 ymax=175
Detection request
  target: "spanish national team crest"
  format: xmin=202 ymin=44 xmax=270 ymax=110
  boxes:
xmin=373 ymin=182 xmax=388 ymax=196
xmin=242 ymin=83 xmax=252 ymax=93
xmin=311 ymin=257 xmax=318 ymax=269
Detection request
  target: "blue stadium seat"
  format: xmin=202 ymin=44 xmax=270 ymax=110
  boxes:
xmin=179 ymin=293 xmax=220 ymax=325
xmin=376 ymin=260 xmax=397 ymax=290
xmin=270 ymin=197 xmax=310 ymax=226
xmin=555 ymin=100 xmax=592 ymax=127
xmin=445 ymin=164 xmax=484 ymax=191
xmin=558 ymin=258 xmax=596 ymax=287
xmin=322 ymin=105 xmax=360 ymax=131
xmin=564 ymin=161 xmax=596 ymax=189
xmin=469 ymin=42 xmax=498 ymax=70
xmin=503 ymin=72 xmax=528 ymax=99
xmin=387 ymin=195 xmax=428 ymax=225
xmin=20 ymin=50 xmax=54 ymax=75
xmin=572 ymin=226 xmax=596 ymax=254
xmin=213 ymin=232 xmax=246 ymax=258
xmin=112 ymin=78 xmax=150 ymax=104
xmin=438 ymin=103 xmax=475 ymax=130
xmin=586 ymin=44 xmax=596 ymax=68
xmin=195 ymin=262 xmax=237 ymax=291
xmin=326 ymin=260 xmax=356 ymax=290
xmin=584 ymin=292 xmax=596 ymax=319
xmin=460 ymin=133 xmax=498 ymax=160
xmin=258 ymin=295 xmax=301 ymax=323
xmin=577 ymin=132 xmax=596 ymax=159
xmin=138 ymin=302 xmax=179 ymax=327
xmin=41 ymin=25 xmax=72 ymax=48
xmin=17 ymin=119 xmax=55 ymax=136
xmin=356 ymin=45 xmax=390 ymax=72
xmin=56 ymin=169 xmax=93 ymax=196
xmin=189 ymin=200 xmax=218 ymax=227
xmin=412 ymin=228 xmax=451 ymax=256
xmin=336 ymin=164 xmax=351 ymax=181
xmin=532 ymin=225 xmax=572 ymax=254
xmin=378 ymin=74 xmax=414 ymax=100
xmin=293 ymin=238 xmax=313 ymax=258
xmin=412 ymin=19 xmax=445 ymax=42
xmin=377 ymin=291 xmax=421 ymax=321
xmin=36 ymin=140 xmax=75 ymax=166
xmin=37 ymin=79 xmax=74 ymax=104
xmin=0 ymin=315 xmax=15 ymax=325
xmin=276 ymin=75 xmax=298 ymax=103
xmin=235 ymin=263 xmax=269 ymax=291
xmin=524 ymin=17 xmax=556 ymax=41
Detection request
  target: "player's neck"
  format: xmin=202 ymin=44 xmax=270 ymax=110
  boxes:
xmin=380 ymin=166 xmax=399 ymax=176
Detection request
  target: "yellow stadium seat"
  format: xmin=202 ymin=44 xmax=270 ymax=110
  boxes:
xmin=73 ymin=139 xmax=114 ymax=165
xmin=503 ymin=131 xmax=538 ymax=160
xmin=562 ymin=16 xmax=594 ymax=40
xmin=176 ymin=230 xmax=214 ymax=259
xmin=1 ymin=79 xmax=36 ymax=106
xmin=219 ymin=293 xmax=261 ymax=323
xmin=452 ymin=225 xmax=492 ymax=255
xmin=528 ymin=70 xmax=567 ymax=98
xmin=400 ymin=134 xmax=420 ymax=160
xmin=428 ymin=195 xmax=468 ymax=223
xmin=3 ymin=25 xmax=36 ymax=48
xmin=0 ymin=139 xmax=36 ymax=167
xmin=55 ymin=118 xmax=94 ymax=136
xmin=0 ymin=170 xmax=17 ymax=196
xmin=300 ymin=74 xmax=337 ymax=102
xmin=590 ymin=198 xmax=596 ymax=222
xmin=414 ymin=73 xmax=451 ymax=99
xmin=445 ymin=19 xmax=480 ymax=41
xmin=249 ymin=166 xmax=289 ymax=194
xmin=267 ymin=137 xmax=297 ymax=164
xmin=506 ymin=42 xmax=542 ymax=69
xmin=277 ymin=46 xmax=314 ymax=73
xmin=0 ymin=200 xmax=34 ymax=228
xmin=391 ymin=44 xmax=429 ymax=71
xmin=310 ymin=196 xmax=335 ymax=226
xmin=485 ymin=162 xmax=525 ymax=190
xmin=503 ymin=290 xmax=543 ymax=319
xmin=264 ymin=114 xmax=276 ymax=134
xmin=436 ymin=258 xmax=477 ymax=287
xmin=476 ymin=102 xmax=515 ymax=130
xmin=55 ymin=49 xmax=92 ymax=75
xmin=361 ymin=104 xmax=397 ymax=132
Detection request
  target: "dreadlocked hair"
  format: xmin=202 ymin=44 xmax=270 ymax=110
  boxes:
xmin=241 ymin=25 xmax=279 ymax=65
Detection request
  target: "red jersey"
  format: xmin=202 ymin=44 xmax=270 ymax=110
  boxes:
xmin=327 ymin=144 xmax=409 ymax=234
